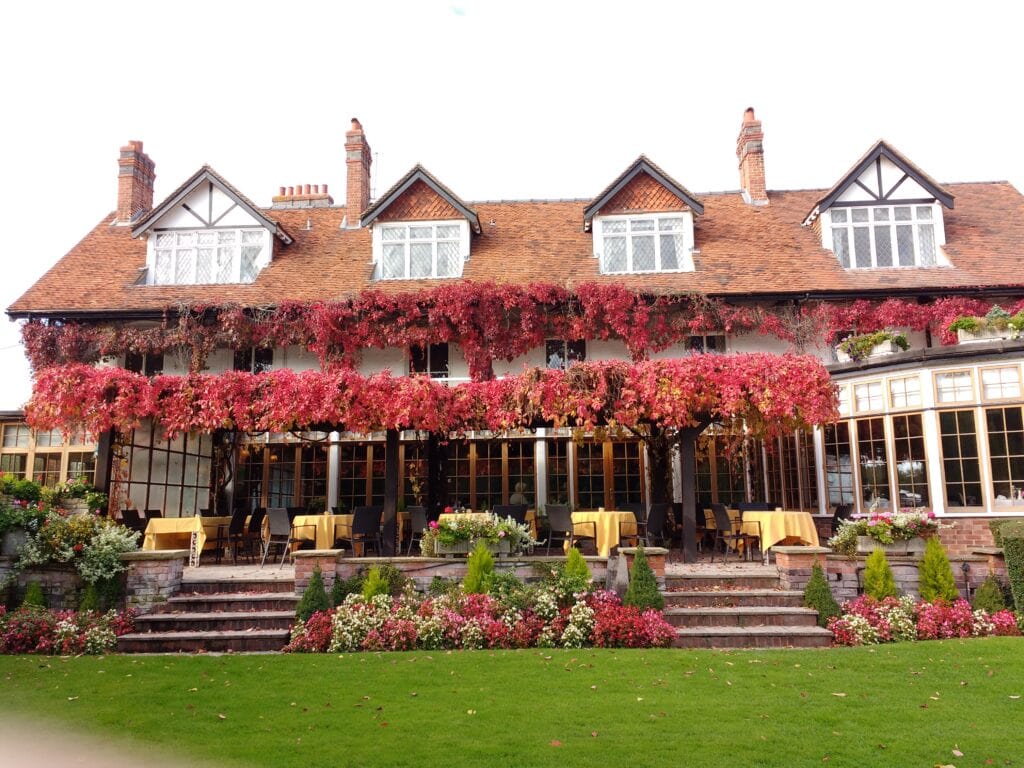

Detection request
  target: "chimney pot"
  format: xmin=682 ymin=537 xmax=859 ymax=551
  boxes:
xmin=305 ymin=184 xmax=312 ymax=195
xmin=345 ymin=117 xmax=372 ymax=227
xmin=279 ymin=186 xmax=286 ymax=196
xmin=288 ymin=186 xmax=294 ymax=195
xmin=313 ymin=184 xmax=320 ymax=194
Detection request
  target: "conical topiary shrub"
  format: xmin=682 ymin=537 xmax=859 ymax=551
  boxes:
xmin=624 ymin=546 xmax=663 ymax=611
xmin=971 ymin=574 xmax=1008 ymax=613
xmin=802 ymin=558 xmax=841 ymax=627
xmin=296 ymin=564 xmax=331 ymax=622
xmin=863 ymin=548 xmax=898 ymax=600
xmin=918 ymin=537 xmax=959 ymax=603
xmin=463 ymin=541 xmax=495 ymax=594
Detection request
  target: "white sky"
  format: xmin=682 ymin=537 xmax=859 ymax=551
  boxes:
xmin=1 ymin=0 xmax=1021 ymax=410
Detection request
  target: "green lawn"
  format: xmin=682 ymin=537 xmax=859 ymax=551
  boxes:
xmin=1 ymin=640 xmax=1022 ymax=767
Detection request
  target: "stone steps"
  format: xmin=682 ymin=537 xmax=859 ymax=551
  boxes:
xmin=665 ymin=573 xmax=781 ymax=591
xmin=664 ymin=589 xmax=803 ymax=608
xmin=663 ymin=606 xmax=819 ymax=628
xmin=117 ymin=629 xmax=291 ymax=654
xmin=672 ymin=625 xmax=833 ymax=649
xmin=133 ymin=610 xmax=295 ymax=633
xmin=179 ymin=579 xmax=295 ymax=595
xmin=166 ymin=592 xmax=300 ymax=613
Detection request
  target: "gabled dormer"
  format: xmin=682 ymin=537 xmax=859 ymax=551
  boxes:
xmin=584 ymin=156 xmax=704 ymax=275
xmin=804 ymin=141 xmax=954 ymax=270
xmin=132 ymin=167 xmax=292 ymax=286
xmin=361 ymin=165 xmax=479 ymax=280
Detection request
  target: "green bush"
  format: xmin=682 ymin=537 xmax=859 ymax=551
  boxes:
xmin=624 ymin=547 xmax=663 ymax=611
xmin=564 ymin=547 xmax=591 ymax=583
xmin=989 ymin=519 xmax=1024 ymax=548
xmin=1000 ymin=521 xmax=1024 ymax=611
xmin=464 ymin=541 xmax=495 ymax=594
xmin=483 ymin=571 xmax=526 ymax=604
xmin=21 ymin=581 xmax=46 ymax=609
xmin=918 ymin=537 xmax=959 ymax=602
xmin=78 ymin=583 xmax=99 ymax=612
xmin=331 ymin=572 xmax=365 ymax=606
xmin=361 ymin=566 xmax=391 ymax=599
xmin=972 ymin=574 xmax=1008 ymax=613
xmin=802 ymin=559 xmax=840 ymax=627
xmin=863 ymin=549 xmax=898 ymax=600
xmin=1 ymin=477 xmax=42 ymax=503
xmin=427 ymin=576 xmax=460 ymax=597
xmin=296 ymin=564 xmax=331 ymax=622
xmin=376 ymin=563 xmax=410 ymax=596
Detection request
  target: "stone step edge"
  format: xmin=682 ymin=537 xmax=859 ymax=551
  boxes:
xmin=665 ymin=573 xmax=780 ymax=581
xmin=136 ymin=611 xmax=296 ymax=622
xmin=168 ymin=593 xmax=300 ymax=603
xmin=663 ymin=589 xmax=802 ymax=597
xmin=119 ymin=629 xmax=291 ymax=641
xmin=673 ymin=625 xmax=832 ymax=636
xmin=664 ymin=606 xmax=817 ymax=616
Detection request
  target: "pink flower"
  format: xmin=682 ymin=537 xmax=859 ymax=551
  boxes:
xmin=428 ymin=520 xmax=439 ymax=530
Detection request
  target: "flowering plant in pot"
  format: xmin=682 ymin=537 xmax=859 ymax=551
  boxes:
xmin=420 ymin=512 xmax=537 ymax=556
xmin=828 ymin=507 xmax=940 ymax=555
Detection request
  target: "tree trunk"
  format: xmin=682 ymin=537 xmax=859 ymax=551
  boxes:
xmin=381 ymin=429 xmax=400 ymax=555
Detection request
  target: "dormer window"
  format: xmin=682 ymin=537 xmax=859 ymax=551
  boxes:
xmin=373 ymin=221 xmax=468 ymax=280
xmin=827 ymin=205 xmax=943 ymax=269
xmin=595 ymin=213 xmax=694 ymax=274
xmin=151 ymin=228 xmax=269 ymax=285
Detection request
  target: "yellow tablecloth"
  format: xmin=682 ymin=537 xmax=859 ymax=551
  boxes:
xmin=143 ymin=517 xmax=206 ymax=552
xmin=439 ymin=510 xmax=538 ymax=538
xmin=569 ymin=511 xmax=637 ymax=558
xmin=292 ymin=512 xmax=409 ymax=550
xmin=740 ymin=510 xmax=820 ymax=552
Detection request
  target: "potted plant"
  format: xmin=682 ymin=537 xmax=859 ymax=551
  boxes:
xmin=421 ymin=512 xmax=537 ymax=557
xmin=948 ymin=306 xmax=1024 ymax=343
xmin=835 ymin=330 xmax=909 ymax=362
xmin=0 ymin=501 xmax=48 ymax=556
xmin=828 ymin=508 xmax=940 ymax=556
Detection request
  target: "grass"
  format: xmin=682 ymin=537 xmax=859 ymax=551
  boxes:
xmin=1 ymin=640 xmax=1022 ymax=767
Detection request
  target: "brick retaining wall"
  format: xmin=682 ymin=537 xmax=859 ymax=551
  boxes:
xmin=121 ymin=550 xmax=187 ymax=613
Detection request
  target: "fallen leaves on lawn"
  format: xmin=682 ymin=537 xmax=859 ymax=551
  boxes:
xmin=550 ymin=740 xmax=562 ymax=747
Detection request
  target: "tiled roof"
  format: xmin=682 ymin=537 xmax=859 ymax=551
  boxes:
xmin=9 ymin=181 xmax=1024 ymax=317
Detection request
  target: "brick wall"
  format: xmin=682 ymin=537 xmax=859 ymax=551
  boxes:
xmin=122 ymin=550 xmax=186 ymax=613
xmin=345 ymin=118 xmax=372 ymax=224
xmin=938 ymin=517 xmax=1001 ymax=556
xmin=116 ymin=140 xmax=155 ymax=223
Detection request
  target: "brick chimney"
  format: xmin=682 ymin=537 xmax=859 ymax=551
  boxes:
xmin=116 ymin=140 xmax=156 ymax=224
xmin=271 ymin=183 xmax=334 ymax=209
xmin=345 ymin=118 xmax=372 ymax=227
xmin=736 ymin=108 xmax=768 ymax=206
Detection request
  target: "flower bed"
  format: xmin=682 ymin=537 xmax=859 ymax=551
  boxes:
xmin=828 ymin=595 xmax=1021 ymax=646
xmin=828 ymin=508 xmax=939 ymax=556
xmin=0 ymin=605 xmax=137 ymax=654
xmin=420 ymin=511 xmax=537 ymax=557
xmin=285 ymin=589 xmax=675 ymax=652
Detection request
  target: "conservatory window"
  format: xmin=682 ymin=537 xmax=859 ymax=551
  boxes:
xmin=854 ymin=381 xmax=884 ymax=412
xmin=889 ymin=376 xmax=922 ymax=409
xmin=828 ymin=205 xmax=941 ymax=269
xmin=596 ymin=214 xmax=693 ymax=274
xmin=935 ymin=371 xmax=974 ymax=404
xmin=152 ymin=228 xmax=266 ymax=285
xmin=981 ymin=366 xmax=1022 ymax=401
xmin=376 ymin=222 xmax=465 ymax=280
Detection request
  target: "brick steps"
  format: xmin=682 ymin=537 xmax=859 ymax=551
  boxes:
xmin=665 ymin=573 xmax=781 ymax=591
xmin=663 ymin=606 xmax=818 ymax=628
xmin=166 ymin=593 xmax=300 ymax=613
xmin=133 ymin=610 xmax=295 ymax=633
xmin=672 ymin=625 xmax=833 ymax=649
xmin=179 ymin=579 xmax=295 ymax=595
xmin=117 ymin=629 xmax=291 ymax=654
xmin=664 ymin=589 xmax=803 ymax=608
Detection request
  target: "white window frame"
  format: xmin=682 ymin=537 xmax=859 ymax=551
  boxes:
xmin=980 ymin=365 xmax=1023 ymax=401
xmin=372 ymin=220 xmax=470 ymax=280
xmin=148 ymin=227 xmax=271 ymax=285
xmin=592 ymin=212 xmax=695 ymax=274
xmin=823 ymin=202 xmax=947 ymax=269
xmin=935 ymin=370 xmax=976 ymax=404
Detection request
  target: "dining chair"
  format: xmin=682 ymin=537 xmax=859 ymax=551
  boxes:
xmin=710 ymin=503 xmax=758 ymax=563
xmin=213 ymin=508 xmax=248 ymax=564
xmin=616 ymin=502 xmax=647 ymax=547
xmin=492 ymin=504 xmax=529 ymax=526
xmin=644 ymin=503 xmax=671 ymax=548
xmin=545 ymin=504 xmax=595 ymax=555
xmin=334 ymin=506 xmax=383 ymax=556
xmin=241 ymin=507 xmax=267 ymax=561
xmin=144 ymin=508 xmax=163 ymax=519
xmin=831 ymin=503 xmax=854 ymax=536
xmin=261 ymin=507 xmax=307 ymax=568
xmin=737 ymin=502 xmax=776 ymax=512
xmin=286 ymin=506 xmax=306 ymax=522
xmin=405 ymin=505 xmax=428 ymax=555
xmin=120 ymin=508 xmax=147 ymax=535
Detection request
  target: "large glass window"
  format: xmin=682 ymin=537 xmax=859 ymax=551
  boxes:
xmin=829 ymin=204 xmax=938 ymax=269
xmin=936 ymin=371 xmax=974 ymax=403
xmin=410 ymin=343 xmax=450 ymax=379
xmin=337 ymin=444 xmax=369 ymax=513
xmin=0 ymin=454 xmax=27 ymax=476
xmin=545 ymin=340 xmax=586 ymax=369
xmin=379 ymin=223 xmax=462 ymax=279
xmin=124 ymin=422 xmax=212 ymax=516
xmin=939 ymin=410 xmax=982 ymax=508
xmin=32 ymin=453 xmax=62 ymax=487
xmin=854 ymin=381 xmax=884 ymax=412
xmin=892 ymin=414 xmax=928 ymax=508
xmin=474 ymin=441 xmax=503 ymax=511
xmin=611 ymin=442 xmax=643 ymax=508
xmin=856 ymin=417 xmax=890 ymax=509
xmin=152 ymin=228 xmax=265 ymax=285
xmin=507 ymin=441 xmax=535 ymax=507
xmin=981 ymin=367 xmax=1022 ymax=401
xmin=986 ymin=407 xmax=1024 ymax=506
xmin=823 ymin=423 xmax=855 ymax=506
xmin=598 ymin=215 xmax=690 ymax=274
xmin=889 ymin=376 xmax=922 ymax=409
xmin=546 ymin=440 xmax=570 ymax=506
xmin=697 ymin=436 xmax=749 ymax=508
xmin=448 ymin=441 xmax=471 ymax=508
xmin=67 ymin=451 xmax=96 ymax=485
xmin=575 ymin=443 xmax=605 ymax=509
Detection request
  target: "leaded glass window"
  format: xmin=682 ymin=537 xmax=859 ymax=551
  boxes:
xmin=829 ymin=204 xmax=940 ymax=269
xmin=149 ymin=228 xmax=265 ymax=285
xmin=376 ymin=223 xmax=464 ymax=279
xmin=598 ymin=215 xmax=690 ymax=274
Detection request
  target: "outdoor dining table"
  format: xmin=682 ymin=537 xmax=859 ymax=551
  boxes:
xmin=293 ymin=512 xmax=409 ymax=551
xmin=739 ymin=509 xmax=820 ymax=553
xmin=143 ymin=516 xmax=220 ymax=566
xmin=568 ymin=510 xmax=637 ymax=558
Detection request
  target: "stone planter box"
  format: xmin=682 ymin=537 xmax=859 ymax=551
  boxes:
xmin=836 ymin=340 xmax=901 ymax=363
xmin=956 ymin=327 xmax=1015 ymax=344
xmin=855 ymin=535 xmax=926 ymax=556
xmin=435 ymin=538 xmax=513 ymax=558
xmin=1 ymin=528 xmax=28 ymax=556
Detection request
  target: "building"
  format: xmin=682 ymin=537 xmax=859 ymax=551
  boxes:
xmin=8 ymin=110 xmax=1024 ymax=556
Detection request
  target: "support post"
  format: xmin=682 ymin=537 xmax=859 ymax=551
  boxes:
xmin=381 ymin=429 xmax=400 ymax=555
xmin=679 ymin=427 xmax=702 ymax=564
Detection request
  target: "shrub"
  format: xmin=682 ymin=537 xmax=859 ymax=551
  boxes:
xmin=564 ymin=547 xmax=591 ymax=583
xmin=361 ymin=567 xmax=390 ymax=599
xmin=427 ymin=576 xmax=460 ymax=597
xmin=918 ymin=537 xmax=959 ymax=602
xmin=21 ymin=582 xmax=46 ymax=609
xmin=285 ymin=610 xmax=334 ymax=653
xmin=837 ymin=330 xmax=909 ymax=361
xmin=78 ymin=583 xmax=99 ymax=612
xmin=1001 ymin=520 xmax=1024 ymax=611
xmin=803 ymin=559 xmax=841 ymax=627
xmin=482 ymin=571 xmax=524 ymax=601
xmin=375 ymin=563 xmax=410 ymax=596
xmin=297 ymin=564 xmax=331 ymax=622
xmin=0 ymin=607 xmax=135 ymax=655
xmin=464 ymin=541 xmax=495 ymax=594
xmin=862 ymin=549 xmax=898 ymax=600
xmin=624 ymin=547 xmax=663 ymax=611
xmin=332 ymin=572 xmax=365 ymax=606
xmin=971 ymin=574 xmax=1008 ymax=613
xmin=828 ymin=595 xmax=1020 ymax=645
